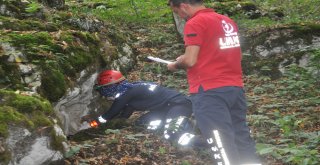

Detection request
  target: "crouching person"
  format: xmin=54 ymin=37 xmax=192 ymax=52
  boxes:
xmin=82 ymin=70 xmax=204 ymax=147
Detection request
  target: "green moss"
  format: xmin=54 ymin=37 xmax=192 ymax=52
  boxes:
xmin=31 ymin=112 xmax=53 ymax=127
xmin=60 ymin=32 xmax=75 ymax=43
xmin=107 ymin=25 xmax=130 ymax=45
xmin=0 ymin=1 xmax=24 ymax=18
xmin=48 ymin=11 xmax=73 ymax=24
xmin=0 ymin=92 xmax=54 ymax=115
xmin=208 ymin=1 xmax=257 ymax=17
xmin=56 ymin=31 xmax=101 ymax=75
xmin=0 ymin=90 xmax=57 ymax=138
xmin=58 ymin=60 xmax=77 ymax=77
xmin=287 ymin=23 xmax=320 ymax=40
xmin=0 ymin=106 xmax=32 ymax=137
xmin=11 ymin=96 xmax=43 ymax=113
xmin=6 ymin=31 xmax=58 ymax=63
xmin=8 ymin=31 xmax=53 ymax=47
xmin=0 ymin=148 xmax=11 ymax=165
xmin=0 ymin=16 xmax=58 ymax=31
xmin=0 ymin=62 xmax=22 ymax=89
xmin=0 ymin=89 xmax=54 ymax=113
xmin=40 ymin=68 xmax=67 ymax=102
xmin=50 ymin=128 xmax=66 ymax=151
xmin=67 ymin=49 xmax=93 ymax=72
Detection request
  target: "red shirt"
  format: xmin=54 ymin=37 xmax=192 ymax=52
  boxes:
xmin=184 ymin=9 xmax=244 ymax=93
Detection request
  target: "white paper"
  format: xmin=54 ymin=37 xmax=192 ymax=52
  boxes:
xmin=147 ymin=56 xmax=172 ymax=64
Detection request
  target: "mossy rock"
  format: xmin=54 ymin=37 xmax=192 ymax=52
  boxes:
xmin=0 ymin=90 xmax=52 ymax=112
xmin=0 ymin=106 xmax=32 ymax=138
xmin=0 ymin=147 xmax=11 ymax=165
xmin=39 ymin=68 xmax=67 ymax=102
xmin=0 ymin=89 xmax=57 ymax=137
xmin=49 ymin=127 xmax=66 ymax=151
xmin=0 ymin=0 xmax=25 ymax=18
xmin=0 ymin=62 xmax=22 ymax=89
xmin=0 ymin=0 xmax=47 ymax=19
xmin=57 ymin=31 xmax=101 ymax=76
xmin=207 ymin=1 xmax=258 ymax=18
xmin=0 ymin=16 xmax=58 ymax=31
xmin=289 ymin=23 xmax=320 ymax=39
xmin=2 ymin=29 xmax=102 ymax=101
xmin=6 ymin=31 xmax=61 ymax=62
xmin=107 ymin=24 xmax=131 ymax=45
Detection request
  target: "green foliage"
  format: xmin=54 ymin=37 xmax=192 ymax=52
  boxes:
xmin=158 ymin=146 xmax=166 ymax=155
xmin=256 ymin=142 xmax=320 ymax=165
xmin=65 ymin=145 xmax=81 ymax=158
xmin=181 ymin=160 xmax=192 ymax=165
xmin=232 ymin=0 xmax=320 ymax=31
xmin=67 ymin=0 xmax=172 ymax=25
xmin=248 ymin=49 xmax=320 ymax=165
xmin=254 ymin=0 xmax=320 ymax=23
xmin=25 ymin=1 xmax=42 ymax=13
xmin=105 ymin=129 xmax=121 ymax=135
xmin=65 ymin=143 xmax=95 ymax=158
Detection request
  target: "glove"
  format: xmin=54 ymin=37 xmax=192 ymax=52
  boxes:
xmin=89 ymin=120 xmax=99 ymax=128
xmin=89 ymin=116 xmax=107 ymax=128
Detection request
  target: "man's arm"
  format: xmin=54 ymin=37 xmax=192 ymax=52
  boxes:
xmin=167 ymin=45 xmax=200 ymax=71
xmin=100 ymin=91 xmax=133 ymax=121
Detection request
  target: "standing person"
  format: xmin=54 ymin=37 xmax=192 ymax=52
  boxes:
xmin=167 ymin=0 xmax=261 ymax=165
xmin=82 ymin=70 xmax=202 ymax=147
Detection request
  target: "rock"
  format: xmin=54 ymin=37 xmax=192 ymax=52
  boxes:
xmin=38 ymin=0 xmax=65 ymax=10
xmin=6 ymin=126 xmax=65 ymax=165
xmin=1 ymin=43 xmax=28 ymax=63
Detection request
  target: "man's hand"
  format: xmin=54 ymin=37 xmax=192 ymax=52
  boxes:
xmin=167 ymin=62 xmax=178 ymax=71
xmin=169 ymin=46 xmax=200 ymax=71
xmin=90 ymin=116 xmax=107 ymax=128
xmin=81 ymin=115 xmax=107 ymax=128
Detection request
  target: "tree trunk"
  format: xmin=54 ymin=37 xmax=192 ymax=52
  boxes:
xmin=172 ymin=12 xmax=185 ymax=38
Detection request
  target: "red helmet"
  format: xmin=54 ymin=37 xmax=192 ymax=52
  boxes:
xmin=96 ymin=70 xmax=125 ymax=87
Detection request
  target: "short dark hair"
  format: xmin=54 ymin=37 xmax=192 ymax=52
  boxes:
xmin=168 ymin=0 xmax=203 ymax=7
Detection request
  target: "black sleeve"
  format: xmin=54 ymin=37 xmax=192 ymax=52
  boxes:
xmin=100 ymin=91 xmax=133 ymax=120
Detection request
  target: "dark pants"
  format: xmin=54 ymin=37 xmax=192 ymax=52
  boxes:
xmin=134 ymin=97 xmax=193 ymax=128
xmin=191 ymin=86 xmax=260 ymax=165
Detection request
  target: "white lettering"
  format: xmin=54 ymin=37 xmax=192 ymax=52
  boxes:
xmin=214 ymin=154 xmax=221 ymax=159
xmin=211 ymin=146 xmax=219 ymax=152
xmin=213 ymin=130 xmax=230 ymax=165
xmin=207 ymin=138 xmax=214 ymax=144
xmin=219 ymin=35 xmax=240 ymax=49
xmin=233 ymin=35 xmax=240 ymax=45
